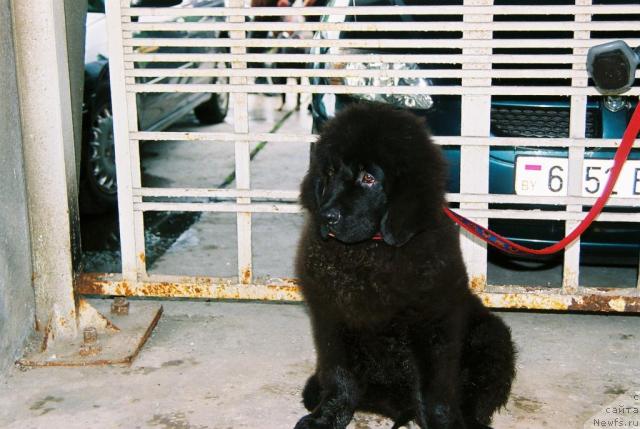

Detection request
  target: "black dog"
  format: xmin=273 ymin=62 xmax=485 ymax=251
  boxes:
xmin=295 ymin=103 xmax=516 ymax=429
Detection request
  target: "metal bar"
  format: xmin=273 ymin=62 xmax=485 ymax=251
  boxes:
xmin=131 ymin=131 xmax=636 ymax=149
xmin=435 ymin=136 xmax=639 ymax=148
xmin=448 ymin=193 xmax=640 ymax=207
xmin=444 ymin=209 xmax=640 ymax=222
xmin=562 ymin=1 xmax=590 ymax=294
xmin=124 ymin=52 xmax=585 ymax=64
xmin=122 ymin=5 xmax=640 ymax=17
xmin=135 ymin=187 xmax=300 ymax=200
xmin=132 ymin=203 xmax=640 ymax=222
xmin=229 ymin=0 xmax=253 ymax=285
xmin=122 ymin=20 xmax=640 ymax=33
xmin=132 ymin=130 xmax=317 ymax=143
xmin=478 ymin=288 xmax=640 ymax=313
xmin=563 ymin=129 xmax=585 ymax=295
xmin=77 ymin=273 xmax=640 ymax=313
xmin=458 ymin=0 xmax=492 ymax=293
xmin=106 ymin=0 xmax=140 ymax=283
xmin=124 ymin=37 xmax=640 ymax=50
xmin=125 ymin=52 xmax=147 ymax=278
xmin=125 ymin=83 xmax=640 ymax=97
xmin=126 ymin=68 xmax=603 ymax=80
xmin=134 ymin=202 xmax=302 ymax=214
xmin=127 ymin=68 xmax=639 ymax=80
xmin=78 ymin=273 xmax=302 ymax=301
xmin=134 ymin=187 xmax=640 ymax=207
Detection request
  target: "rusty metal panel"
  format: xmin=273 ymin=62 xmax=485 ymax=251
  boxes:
xmin=78 ymin=273 xmax=303 ymax=302
xmin=77 ymin=273 xmax=640 ymax=313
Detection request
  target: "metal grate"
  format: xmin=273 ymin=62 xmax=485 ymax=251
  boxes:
xmin=491 ymin=106 xmax=598 ymax=138
xmin=76 ymin=0 xmax=640 ymax=313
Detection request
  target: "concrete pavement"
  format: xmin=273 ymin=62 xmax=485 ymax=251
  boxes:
xmin=1 ymin=301 xmax=639 ymax=428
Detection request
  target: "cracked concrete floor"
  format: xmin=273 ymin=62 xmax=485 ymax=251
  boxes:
xmin=1 ymin=301 xmax=639 ymax=429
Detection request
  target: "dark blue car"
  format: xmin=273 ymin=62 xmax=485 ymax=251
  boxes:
xmin=309 ymin=0 xmax=640 ymax=262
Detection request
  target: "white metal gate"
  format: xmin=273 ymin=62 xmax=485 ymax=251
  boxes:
xmin=78 ymin=0 xmax=640 ymax=312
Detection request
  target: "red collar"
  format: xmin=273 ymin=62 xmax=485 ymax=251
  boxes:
xmin=328 ymin=232 xmax=384 ymax=241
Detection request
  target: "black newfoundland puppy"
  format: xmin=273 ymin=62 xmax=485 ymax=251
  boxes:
xmin=295 ymin=103 xmax=516 ymax=429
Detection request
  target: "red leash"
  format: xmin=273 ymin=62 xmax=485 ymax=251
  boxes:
xmin=444 ymin=101 xmax=640 ymax=256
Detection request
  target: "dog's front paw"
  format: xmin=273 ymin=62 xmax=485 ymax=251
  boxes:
xmin=294 ymin=414 xmax=333 ymax=429
xmin=417 ymin=403 xmax=466 ymax=429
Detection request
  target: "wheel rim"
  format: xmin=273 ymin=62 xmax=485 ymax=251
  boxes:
xmin=88 ymin=106 xmax=117 ymax=195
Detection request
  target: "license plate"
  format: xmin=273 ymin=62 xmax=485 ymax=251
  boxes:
xmin=514 ymin=156 xmax=640 ymax=198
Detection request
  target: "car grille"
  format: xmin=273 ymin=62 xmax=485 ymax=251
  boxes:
xmin=491 ymin=106 xmax=598 ymax=138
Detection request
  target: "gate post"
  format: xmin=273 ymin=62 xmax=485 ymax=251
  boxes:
xmin=106 ymin=0 xmax=148 ymax=283
xmin=563 ymin=0 xmax=592 ymax=293
xmin=12 ymin=0 xmax=81 ymax=341
xmin=229 ymin=0 xmax=253 ymax=284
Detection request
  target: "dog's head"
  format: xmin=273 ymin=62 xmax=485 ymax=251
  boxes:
xmin=301 ymin=103 xmax=447 ymax=247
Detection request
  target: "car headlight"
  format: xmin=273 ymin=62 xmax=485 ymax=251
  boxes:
xmin=326 ymin=48 xmax=435 ymax=110
xmin=603 ymin=95 xmax=628 ymax=112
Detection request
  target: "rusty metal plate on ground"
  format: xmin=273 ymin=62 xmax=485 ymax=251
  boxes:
xmin=18 ymin=300 xmax=162 ymax=367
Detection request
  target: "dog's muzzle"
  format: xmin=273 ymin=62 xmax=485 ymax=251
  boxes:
xmin=320 ymin=208 xmax=341 ymax=225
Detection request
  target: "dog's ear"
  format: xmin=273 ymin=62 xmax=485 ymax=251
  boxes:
xmin=380 ymin=184 xmax=426 ymax=247
xmin=300 ymin=170 xmax=321 ymax=211
xmin=380 ymin=173 xmax=446 ymax=247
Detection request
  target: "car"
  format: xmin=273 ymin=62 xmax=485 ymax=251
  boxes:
xmin=309 ymin=0 xmax=640 ymax=262
xmin=82 ymin=0 xmax=229 ymax=213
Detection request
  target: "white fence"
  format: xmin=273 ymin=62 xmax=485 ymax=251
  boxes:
xmin=77 ymin=0 xmax=640 ymax=312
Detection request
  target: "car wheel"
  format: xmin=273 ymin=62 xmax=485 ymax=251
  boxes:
xmin=80 ymin=94 xmax=118 ymax=214
xmin=194 ymin=63 xmax=230 ymax=125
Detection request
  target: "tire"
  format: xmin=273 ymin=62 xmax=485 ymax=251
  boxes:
xmin=80 ymin=89 xmax=118 ymax=214
xmin=194 ymin=63 xmax=230 ymax=125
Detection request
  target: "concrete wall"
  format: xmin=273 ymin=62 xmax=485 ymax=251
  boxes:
xmin=0 ymin=0 xmax=36 ymax=375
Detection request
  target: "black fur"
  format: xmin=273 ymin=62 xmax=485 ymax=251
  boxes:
xmin=295 ymin=103 xmax=516 ymax=429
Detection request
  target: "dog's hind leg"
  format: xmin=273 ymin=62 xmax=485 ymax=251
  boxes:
xmin=302 ymin=373 xmax=322 ymax=411
xmin=461 ymin=303 xmax=516 ymax=427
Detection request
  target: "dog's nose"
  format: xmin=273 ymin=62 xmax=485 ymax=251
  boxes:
xmin=321 ymin=208 xmax=341 ymax=225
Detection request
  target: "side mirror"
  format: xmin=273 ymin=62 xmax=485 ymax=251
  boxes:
xmin=587 ymin=40 xmax=639 ymax=95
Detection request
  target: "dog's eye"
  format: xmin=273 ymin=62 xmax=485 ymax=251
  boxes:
xmin=361 ymin=172 xmax=376 ymax=186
